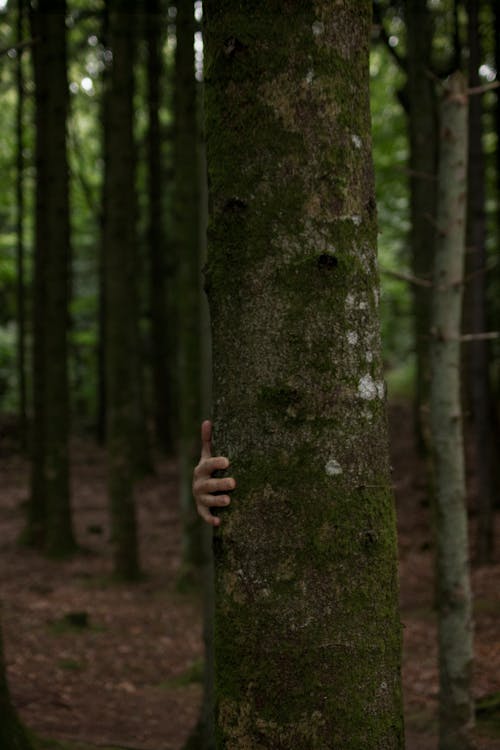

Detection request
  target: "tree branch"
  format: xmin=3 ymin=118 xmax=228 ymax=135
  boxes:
xmin=0 ymin=38 xmax=36 ymax=58
xmin=380 ymin=268 xmax=433 ymax=288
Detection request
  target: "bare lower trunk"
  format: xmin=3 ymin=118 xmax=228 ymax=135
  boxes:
xmin=430 ymin=72 xmax=474 ymax=750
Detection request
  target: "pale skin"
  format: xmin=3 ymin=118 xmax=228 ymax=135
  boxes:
xmin=192 ymin=419 xmax=236 ymax=527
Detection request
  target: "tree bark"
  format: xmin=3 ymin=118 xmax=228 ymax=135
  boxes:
xmin=175 ymin=0 xmax=204 ymax=579
xmin=97 ymin=2 xmax=110 ymax=445
xmin=15 ymin=0 xmax=27 ymax=454
xmin=430 ymin=72 xmax=474 ymax=750
xmin=405 ymin=0 xmax=438 ymax=455
xmin=28 ymin=0 xmax=76 ymax=557
xmin=105 ymin=0 xmax=141 ymax=580
xmin=465 ymin=0 xmax=495 ymax=565
xmin=204 ymin=2 xmax=404 ymax=747
xmin=146 ymin=0 xmax=174 ymax=455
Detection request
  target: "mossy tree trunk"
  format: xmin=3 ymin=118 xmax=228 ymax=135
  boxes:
xmin=174 ymin=0 xmax=204 ymax=578
xmin=105 ymin=0 xmax=141 ymax=580
xmin=465 ymin=0 xmax=495 ymax=565
xmin=146 ymin=0 xmax=174 ymax=455
xmin=430 ymin=72 xmax=474 ymax=750
xmin=0 ymin=623 xmax=32 ymax=750
xmin=405 ymin=0 xmax=438 ymax=455
xmin=28 ymin=0 xmax=76 ymax=557
xmin=204 ymin=2 xmax=404 ymax=747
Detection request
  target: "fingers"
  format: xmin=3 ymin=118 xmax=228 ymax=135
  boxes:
xmin=194 ymin=476 xmax=236 ymax=494
xmin=198 ymin=493 xmax=231 ymax=509
xmin=196 ymin=504 xmax=221 ymax=527
xmin=195 ymin=494 xmax=231 ymax=527
xmin=193 ymin=456 xmax=229 ymax=478
xmin=200 ymin=420 xmax=212 ymax=459
xmin=196 ymin=420 xmax=234 ymax=528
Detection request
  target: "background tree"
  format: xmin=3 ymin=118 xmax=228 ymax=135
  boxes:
xmin=96 ymin=1 xmax=110 ymax=445
xmin=464 ymin=0 xmax=495 ymax=565
xmin=405 ymin=0 xmax=438 ymax=454
xmin=430 ymin=72 xmax=474 ymax=750
xmin=27 ymin=0 xmax=76 ymax=557
xmin=175 ymin=0 xmax=204 ymax=579
xmin=204 ymin=1 xmax=404 ymax=746
xmin=146 ymin=0 xmax=173 ymax=455
xmin=104 ymin=0 xmax=142 ymax=580
xmin=15 ymin=0 xmax=27 ymax=454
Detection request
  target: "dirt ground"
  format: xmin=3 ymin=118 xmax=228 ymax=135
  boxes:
xmin=0 ymin=403 xmax=499 ymax=750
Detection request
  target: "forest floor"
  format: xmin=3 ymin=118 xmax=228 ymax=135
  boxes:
xmin=0 ymin=402 xmax=499 ymax=750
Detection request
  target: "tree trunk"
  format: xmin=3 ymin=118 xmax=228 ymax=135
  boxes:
xmin=97 ymin=3 xmax=110 ymax=445
xmin=495 ymin=0 xmax=500 ymax=312
xmin=465 ymin=0 xmax=495 ymax=565
xmin=175 ymin=0 xmax=204 ymax=579
xmin=204 ymin=2 xmax=404 ymax=747
xmin=405 ymin=0 xmax=438 ymax=455
xmin=0 ymin=622 xmax=32 ymax=750
xmin=28 ymin=0 xmax=75 ymax=557
xmin=105 ymin=0 xmax=141 ymax=580
xmin=15 ymin=0 xmax=27 ymax=454
xmin=146 ymin=0 xmax=174 ymax=455
xmin=430 ymin=72 xmax=474 ymax=750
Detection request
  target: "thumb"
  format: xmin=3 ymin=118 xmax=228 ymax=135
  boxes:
xmin=200 ymin=420 xmax=212 ymax=459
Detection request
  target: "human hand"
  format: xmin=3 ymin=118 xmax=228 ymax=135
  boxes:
xmin=192 ymin=420 xmax=235 ymax=527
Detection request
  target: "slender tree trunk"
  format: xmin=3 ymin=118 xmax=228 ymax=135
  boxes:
xmin=495 ymin=1 xmax=500 ymax=285
xmin=405 ymin=0 xmax=438 ymax=455
xmin=25 ymin=3 xmax=47 ymax=549
xmin=15 ymin=0 xmax=27 ymax=454
xmin=146 ymin=0 xmax=173 ymax=454
xmin=430 ymin=72 xmax=474 ymax=750
xmin=465 ymin=0 xmax=495 ymax=565
xmin=175 ymin=0 xmax=204 ymax=579
xmin=27 ymin=0 xmax=75 ymax=557
xmin=0 ymin=621 xmax=32 ymax=750
xmin=97 ymin=4 xmax=110 ymax=445
xmin=204 ymin=3 xmax=404 ymax=747
xmin=105 ymin=0 xmax=141 ymax=580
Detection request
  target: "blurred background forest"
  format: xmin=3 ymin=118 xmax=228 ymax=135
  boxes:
xmin=0 ymin=1 xmax=499 ymax=750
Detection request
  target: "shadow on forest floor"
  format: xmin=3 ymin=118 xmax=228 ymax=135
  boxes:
xmin=0 ymin=401 xmax=499 ymax=750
